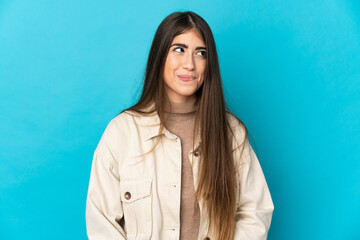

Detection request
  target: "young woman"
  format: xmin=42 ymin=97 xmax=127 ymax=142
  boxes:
xmin=86 ymin=11 xmax=274 ymax=240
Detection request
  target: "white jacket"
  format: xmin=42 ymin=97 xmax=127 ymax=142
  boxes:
xmin=85 ymin=104 xmax=274 ymax=240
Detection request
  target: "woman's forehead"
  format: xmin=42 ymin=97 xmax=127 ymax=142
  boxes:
xmin=171 ymin=29 xmax=205 ymax=46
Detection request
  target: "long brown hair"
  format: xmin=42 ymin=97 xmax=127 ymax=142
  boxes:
xmin=121 ymin=11 xmax=248 ymax=239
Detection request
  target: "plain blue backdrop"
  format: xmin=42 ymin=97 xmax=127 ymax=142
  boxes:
xmin=1 ymin=0 xmax=359 ymax=239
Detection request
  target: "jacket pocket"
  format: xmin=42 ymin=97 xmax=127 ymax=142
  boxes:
xmin=120 ymin=178 xmax=152 ymax=240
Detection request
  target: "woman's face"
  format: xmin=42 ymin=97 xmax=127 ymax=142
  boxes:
xmin=163 ymin=28 xmax=207 ymax=103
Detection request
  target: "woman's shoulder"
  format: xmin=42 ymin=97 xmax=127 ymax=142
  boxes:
xmin=105 ymin=110 xmax=141 ymax=131
xmin=225 ymin=111 xmax=248 ymax=146
xmin=226 ymin=112 xmax=246 ymax=130
xmin=110 ymin=101 xmax=158 ymax=124
xmin=105 ymin=111 xmax=133 ymax=130
xmin=104 ymin=108 xmax=158 ymax=135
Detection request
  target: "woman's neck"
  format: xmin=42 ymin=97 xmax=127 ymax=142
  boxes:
xmin=164 ymin=98 xmax=196 ymax=114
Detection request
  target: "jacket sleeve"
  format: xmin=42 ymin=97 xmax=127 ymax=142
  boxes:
xmin=233 ymin=135 xmax=274 ymax=240
xmin=85 ymin=123 xmax=127 ymax=240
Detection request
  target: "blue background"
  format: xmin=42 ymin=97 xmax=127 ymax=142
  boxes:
xmin=1 ymin=0 xmax=359 ymax=239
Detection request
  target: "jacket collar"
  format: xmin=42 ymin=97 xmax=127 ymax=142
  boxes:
xmin=132 ymin=101 xmax=201 ymax=151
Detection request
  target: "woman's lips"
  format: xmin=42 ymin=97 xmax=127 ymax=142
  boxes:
xmin=177 ymin=75 xmax=196 ymax=82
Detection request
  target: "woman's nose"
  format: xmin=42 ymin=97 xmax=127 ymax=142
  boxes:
xmin=183 ymin=54 xmax=195 ymax=70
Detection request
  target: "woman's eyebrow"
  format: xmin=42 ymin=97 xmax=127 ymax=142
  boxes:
xmin=170 ymin=43 xmax=207 ymax=50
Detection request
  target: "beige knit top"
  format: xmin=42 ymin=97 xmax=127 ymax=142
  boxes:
xmin=163 ymin=99 xmax=200 ymax=240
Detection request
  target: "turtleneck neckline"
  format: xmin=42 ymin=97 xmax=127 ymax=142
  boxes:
xmin=164 ymin=99 xmax=197 ymax=114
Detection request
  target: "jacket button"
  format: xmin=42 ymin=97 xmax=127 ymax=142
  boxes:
xmin=203 ymin=237 xmax=210 ymax=240
xmin=193 ymin=151 xmax=199 ymax=157
xmin=124 ymin=192 xmax=131 ymax=200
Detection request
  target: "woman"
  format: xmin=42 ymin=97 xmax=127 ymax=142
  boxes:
xmin=86 ymin=11 xmax=274 ymax=240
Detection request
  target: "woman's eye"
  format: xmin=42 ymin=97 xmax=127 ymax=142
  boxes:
xmin=174 ymin=47 xmax=184 ymax=53
xmin=197 ymin=51 xmax=207 ymax=57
